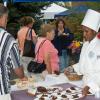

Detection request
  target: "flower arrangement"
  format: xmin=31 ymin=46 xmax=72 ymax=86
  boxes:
xmin=68 ymin=40 xmax=82 ymax=54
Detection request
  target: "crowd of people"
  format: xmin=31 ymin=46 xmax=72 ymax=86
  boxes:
xmin=17 ymin=16 xmax=75 ymax=74
xmin=0 ymin=3 xmax=100 ymax=100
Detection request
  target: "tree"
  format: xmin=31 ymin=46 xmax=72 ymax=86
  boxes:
xmin=6 ymin=2 xmax=50 ymax=38
xmin=62 ymin=2 xmax=100 ymax=41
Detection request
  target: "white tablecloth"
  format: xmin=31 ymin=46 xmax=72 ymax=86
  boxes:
xmin=11 ymin=73 xmax=83 ymax=91
xmin=34 ymin=73 xmax=83 ymax=87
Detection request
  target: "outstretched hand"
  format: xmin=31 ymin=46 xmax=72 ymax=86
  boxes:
xmin=82 ymin=86 xmax=90 ymax=97
xmin=64 ymin=69 xmax=70 ymax=76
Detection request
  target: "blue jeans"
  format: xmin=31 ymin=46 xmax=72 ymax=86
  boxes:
xmin=59 ymin=50 xmax=69 ymax=72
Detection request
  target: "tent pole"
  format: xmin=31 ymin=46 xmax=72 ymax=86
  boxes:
xmin=3 ymin=0 xmax=8 ymax=7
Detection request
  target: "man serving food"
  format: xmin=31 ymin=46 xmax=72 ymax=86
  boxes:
xmin=64 ymin=9 xmax=100 ymax=97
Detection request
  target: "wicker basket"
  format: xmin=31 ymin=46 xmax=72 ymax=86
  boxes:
xmin=67 ymin=73 xmax=82 ymax=81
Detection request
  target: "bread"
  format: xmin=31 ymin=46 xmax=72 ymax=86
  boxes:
xmin=16 ymin=77 xmax=34 ymax=89
xmin=67 ymin=73 xmax=82 ymax=81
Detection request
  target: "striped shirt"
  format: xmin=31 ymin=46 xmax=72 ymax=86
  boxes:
xmin=0 ymin=28 xmax=21 ymax=95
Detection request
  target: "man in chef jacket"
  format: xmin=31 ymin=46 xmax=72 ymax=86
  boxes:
xmin=64 ymin=9 xmax=100 ymax=96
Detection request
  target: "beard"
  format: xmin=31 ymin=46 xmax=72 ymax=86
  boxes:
xmin=83 ymin=36 xmax=95 ymax=42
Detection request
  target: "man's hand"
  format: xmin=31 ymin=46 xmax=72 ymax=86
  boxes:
xmin=82 ymin=86 xmax=90 ymax=96
xmin=64 ymin=66 xmax=75 ymax=76
xmin=14 ymin=66 xmax=25 ymax=79
xmin=64 ymin=69 xmax=70 ymax=76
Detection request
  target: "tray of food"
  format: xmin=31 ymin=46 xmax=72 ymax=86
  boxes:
xmin=33 ymin=86 xmax=64 ymax=100
xmin=34 ymin=93 xmax=69 ymax=100
xmin=34 ymin=91 xmax=82 ymax=100
xmin=32 ymin=86 xmax=93 ymax=100
xmin=36 ymin=86 xmax=63 ymax=93
xmin=15 ymin=77 xmax=34 ymax=90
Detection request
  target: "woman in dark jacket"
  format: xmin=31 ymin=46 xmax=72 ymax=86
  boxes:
xmin=52 ymin=19 xmax=74 ymax=72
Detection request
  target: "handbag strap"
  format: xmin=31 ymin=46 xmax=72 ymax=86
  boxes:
xmin=28 ymin=28 xmax=33 ymax=40
xmin=36 ymin=39 xmax=47 ymax=61
xmin=25 ymin=28 xmax=32 ymax=40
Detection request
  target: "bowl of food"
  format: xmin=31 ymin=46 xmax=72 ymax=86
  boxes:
xmin=67 ymin=73 xmax=82 ymax=81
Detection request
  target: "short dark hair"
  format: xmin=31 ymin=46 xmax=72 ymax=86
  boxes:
xmin=0 ymin=3 xmax=8 ymax=17
xmin=56 ymin=18 xmax=65 ymax=28
xmin=19 ymin=16 xmax=35 ymax=26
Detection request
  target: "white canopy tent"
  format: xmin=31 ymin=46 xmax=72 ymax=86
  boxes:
xmin=41 ymin=3 xmax=68 ymax=19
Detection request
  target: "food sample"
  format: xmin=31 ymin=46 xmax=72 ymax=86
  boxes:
xmin=37 ymin=86 xmax=47 ymax=93
xmin=70 ymin=87 xmax=76 ymax=90
xmin=51 ymin=95 xmax=57 ymax=100
xmin=41 ymin=94 xmax=48 ymax=97
xmin=47 ymin=87 xmax=63 ymax=93
xmin=39 ymin=97 xmax=45 ymax=100
xmin=66 ymin=89 xmax=71 ymax=93
xmin=61 ymin=95 xmax=67 ymax=98
xmin=72 ymin=94 xmax=79 ymax=98
xmin=57 ymin=92 xmax=61 ymax=95
xmin=66 ymin=87 xmax=82 ymax=95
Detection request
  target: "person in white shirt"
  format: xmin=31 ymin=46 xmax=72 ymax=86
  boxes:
xmin=64 ymin=9 xmax=100 ymax=97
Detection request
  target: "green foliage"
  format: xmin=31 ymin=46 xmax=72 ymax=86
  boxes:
xmin=7 ymin=2 xmax=50 ymax=38
xmin=63 ymin=14 xmax=84 ymax=41
xmin=0 ymin=1 xmax=100 ymax=40
xmin=62 ymin=2 xmax=100 ymax=41
xmin=85 ymin=2 xmax=100 ymax=10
